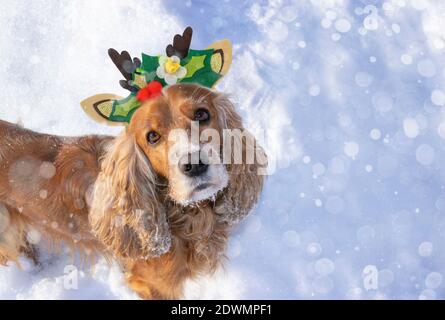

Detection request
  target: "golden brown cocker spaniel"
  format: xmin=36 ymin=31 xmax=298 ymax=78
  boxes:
xmin=0 ymin=83 xmax=266 ymax=299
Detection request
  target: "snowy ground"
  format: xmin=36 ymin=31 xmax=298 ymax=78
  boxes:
xmin=1 ymin=0 xmax=445 ymax=300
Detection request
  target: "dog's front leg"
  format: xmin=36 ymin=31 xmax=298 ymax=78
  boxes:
xmin=0 ymin=204 xmax=38 ymax=266
xmin=124 ymin=253 xmax=189 ymax=300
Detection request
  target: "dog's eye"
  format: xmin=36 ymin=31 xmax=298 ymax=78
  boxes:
xmin=194 ymin=108 xmax=210 ymax=122
xmin=147 ymin=131 xmax=161 ymax=144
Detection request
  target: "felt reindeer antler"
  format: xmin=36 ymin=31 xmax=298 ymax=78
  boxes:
xmin=166 ymin=26 xmax=193 ymax=59
xmin=108 ymin=49 xmax=141 ymax=92
xmin=81 ymin=27 xmax=232 ymax=126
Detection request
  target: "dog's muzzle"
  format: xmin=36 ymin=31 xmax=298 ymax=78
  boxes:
xmin=168 ymin=144 xmax=228 ymax=205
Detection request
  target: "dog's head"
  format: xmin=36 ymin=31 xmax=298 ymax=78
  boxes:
xmin=89 ymin=84 xmax=266 ymax=260
xmin=128 ymin=84 xmax=231 ymax=204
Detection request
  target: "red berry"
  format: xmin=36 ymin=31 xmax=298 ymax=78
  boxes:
xmin=136 ymin=87 xmax=152 ymax=102
xmin=148 ymin=81 xmax=162 ymax=94
xmin=136 ymin=81 xmax=163 ymax=102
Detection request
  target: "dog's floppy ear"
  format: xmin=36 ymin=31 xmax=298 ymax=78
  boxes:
xmin=89 ymin=133 xmax=171 ymax=259
xmin=212 ymin=95 xmax=267 ymax=225
xmin=216 ymin=137 xmax=267 ymax=225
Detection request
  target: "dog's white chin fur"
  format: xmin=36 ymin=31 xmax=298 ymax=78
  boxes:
xmin=170 ymin=164 xmax=229 ymax=206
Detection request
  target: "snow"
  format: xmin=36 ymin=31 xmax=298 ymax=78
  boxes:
xmin=418 ymin=241 xmax=433 ymax=257
xmin=344 ymin=141 xmax=359 ymax=159
xmin=370 ymin=128 xmax=382 ymax=140
xmin=309 ymin=84 xmax=321 ymax=96
xmin=431 ymin=89 xmax=445 ymax=106
xmin=314 ymin=258 xmax=335 ymax=276
xmin=334 ymin=19 xmax=352 ymax=33
xmin=438 ymin=122 xmax=445 ymax=139
xmin=425 ymin=272 xmax=443 ymax=289
xmin=312 ymin=162 xmax=325 ymax=177
xmin=416 ymin=144 xmax=435 ymax=165
xmin=355 ymin=72 xmax=373 ymax=87
xmin=403 ymin=118 xmax=420 ymax=138
xmin=1 ymin=0 xmax=445 ymax=300
xmin=417 ymin=59 xmax=437 ymax=78
xmin=282 ymin=230 xmax=301 ymax=248
xmin=401 ymin=54 xmax=413 ymax=65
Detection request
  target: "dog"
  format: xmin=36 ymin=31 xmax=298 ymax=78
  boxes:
xmin=0 ymin=83 xmax=266 ymax=299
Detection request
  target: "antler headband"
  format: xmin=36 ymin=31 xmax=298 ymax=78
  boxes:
xmin=81 ymin=27 xmax=232 ymax=126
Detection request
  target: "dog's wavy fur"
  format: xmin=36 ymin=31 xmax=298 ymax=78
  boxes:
xmin=0 ymin=84 xmax=265 ymax=299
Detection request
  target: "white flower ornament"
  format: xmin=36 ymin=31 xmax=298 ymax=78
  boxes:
xmin=156 ymin=55 xmax=187 ymax=85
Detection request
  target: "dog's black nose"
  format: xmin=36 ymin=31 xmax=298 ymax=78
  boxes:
xmin=179 ymin=152 xmax=208 ymax=177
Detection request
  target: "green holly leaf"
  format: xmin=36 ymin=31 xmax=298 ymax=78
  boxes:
xmin=183 ymin=55 xmax=206 ymax=78
xmin=179 ymin=49 xmax=221 ymax=87
xmin=141 ymin=53 xmax=160 ymax=73
xmin=109 ymin=93 xmax=141 ymax=123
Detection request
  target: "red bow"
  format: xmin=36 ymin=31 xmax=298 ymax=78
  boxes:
xmin=136 ymin=81 xmax=163 ymax=102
